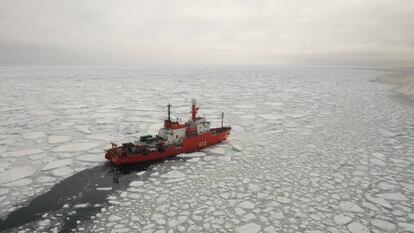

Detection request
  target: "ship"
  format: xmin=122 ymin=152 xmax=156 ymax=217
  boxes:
xmin=105 ymin=99 xmax=231 ymax=165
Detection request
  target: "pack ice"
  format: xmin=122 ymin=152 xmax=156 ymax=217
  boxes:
xmin=0 ymin=66 xmax=413 ymax=233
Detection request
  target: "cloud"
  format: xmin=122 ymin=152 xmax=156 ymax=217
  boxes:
xmin=0 ymin=0 xmax=413 ymax=65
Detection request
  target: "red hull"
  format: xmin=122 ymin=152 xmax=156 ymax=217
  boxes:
xmin=105 ymin=128 xmax=230 ymax=165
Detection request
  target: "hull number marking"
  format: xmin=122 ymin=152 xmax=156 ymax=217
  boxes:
xmin=199 ymin=140 xmax=207 ymax=147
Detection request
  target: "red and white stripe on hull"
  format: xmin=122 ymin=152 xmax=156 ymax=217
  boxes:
xmin=106 ymin=127 xmax=231 ymax=165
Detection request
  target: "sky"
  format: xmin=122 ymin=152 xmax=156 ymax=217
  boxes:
xmin=0 ymin=0 xmax=413 ymax=66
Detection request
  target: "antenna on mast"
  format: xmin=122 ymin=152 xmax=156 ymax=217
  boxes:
xmin=221 ymin=112 xmax=224 ymax=128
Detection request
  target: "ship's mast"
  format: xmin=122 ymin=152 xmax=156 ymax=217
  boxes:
xmin=167 ymin=104 xmax=171 ymax=121
xmin=191 ymin=99 xmax=197 ymax=121
xmin=221 ymin=112 xmax=224 ymax=128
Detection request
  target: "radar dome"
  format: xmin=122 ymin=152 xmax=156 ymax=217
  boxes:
xmin=191 ymin=98 xmax=197 ymax=105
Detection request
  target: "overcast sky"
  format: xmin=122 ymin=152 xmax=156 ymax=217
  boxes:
xmin=0 ymin=0 xmax=413 ymax=66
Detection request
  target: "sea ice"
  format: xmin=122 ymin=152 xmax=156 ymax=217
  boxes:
xmin=376 ymin=192 xmax=408 ymax=201
xmin=42 ymin=159 xmax=73 ymax=170
xmin=333 ymin=214 xmax=352 ymax=225
xmin=3 ymin=66 xmax=414 ymax=233
xmin=241 ymin=213 xmax=256 ymax=222
xmin=207 ymin=147 xmax=226 ymax=154
xmin=377 ymin=182 xmax=395 ymax=190
xmin=164 ymin=178 xmax=186 ymax=183
xmin=36 ymin=176 xmax=56 ymax=183
xmin=0 ymin=166 xmax=37 ymax=184
xmin=378 ymin=129 xmax=397 ymax=138
xmin=177 ymin=152 xmax=206 ymax=158
xmin=0 ymin=188 xmax=9 ymax=195
xmin=239 ymin=201 xmax=255 ymax=209
xmin=52 ymin=142 xmax=102 ymax=152
xmin=129 ymin=181 xmax=144 ymax=187
xmin=0 ymin=162 xmax=9 ymax=173
xmin=347 ymin=222 xmax=369 ymax=233
xmin=75 ymin=154 xmax=105 ymax=162
xmin=150 ymin=213 xmax=166 ymax=225
xmin=3 ymin=178 xmax=32 ymax=186
xmin=234 ymin=104 xmax=256 ymax=109
xmin=187 ymin=157 xmax=200 ymax=162
xmin=85 ymin=133 xmax=111 ymax=141
xmin=136 ymin=171 xmax=146 ymax=176
xmin=51 ymin=166 xmax=74 ymax=177
xmin=74 ymin=203 xmax=89 ymax=208
xmin=108 ymin=215 xmax=122 ymax=222
xmin=217 ymin=155 xmax=231 ymax=161
xmin=366 ymin=197 xmax=392 ymax=209
xmin=48 ymin=135 xmax=72 ymax=144
xmin=5 ymin=149 xmax=43 ymax=157
xmin=161 ymin=170 xmax=186 ymax=179
xmin=22 ymin=132 xmax=46 ymax=140
xmin=401 ymin=182 xmax=414 ymax=191
xmin=371 ymin=219 xmax=395 ymax=231
xmin=74 ymin=125 xmax=93 ymax=134
xmin=258 ymin=114 xmax=286 ymax=120
xmin=235 ymin=223 xmax=261 ymax=233
xmin=398 ymin=222 xmax=414 ymax=232
xmin=339 ymin=201 xmax=364 ymax=212
xmin=277 ymin=196 xmax=291 ymax=204
xmin=370 ymin=158 xmax=386 ymax=166
xmin=231 ymin=144 xmax=243 ymax=152
xmin=264 ymin=101 xmax=284 ymax=106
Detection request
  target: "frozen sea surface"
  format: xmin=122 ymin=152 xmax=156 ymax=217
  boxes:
xmin=0 ymin=66 xmax=413 ymax=232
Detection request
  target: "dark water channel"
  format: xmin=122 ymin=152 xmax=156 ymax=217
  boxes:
xmin=0 ymin=159 xmax=178 ymax=233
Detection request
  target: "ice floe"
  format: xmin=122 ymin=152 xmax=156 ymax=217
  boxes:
xmin=51 ymin=166 xmax=74 ymax=177
xmin=129 ymin=181 xmax=144 ymax=187
xmin=52 ymin=142 xmax=102 ymax=152
xmin=75 ymin=153 xmax=105 ymax=162
xmin=371 ymin=219 xmax=395 ymax=231
xmin=0 ymin=166 xmax=37 ymax=184
xmin=5 ymin=148 xmax=43 ymax=157
xmin=376 ymin=192 xmax=408 ymax=201
xmin=235 ymin=223 xmax=261 ymax=233
xmin=333 ymin=214 xmax=352 ymax=225
xmin=22 ymin=132 xmax=46 ymax=140
xmin=42 ymin=159 xmax=73 ymax=170
xmin=47 ymin=135 xmax=72 ymax=144
xmin=3 ymin=178 xmax=33 ymax=186
xmin=239 ymin=201 xmax=255 ymax=209
xmin=339 ymin=201 xmax=364 ymax=212
xmin=347 ymin=222 xmax=369 ymax=233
